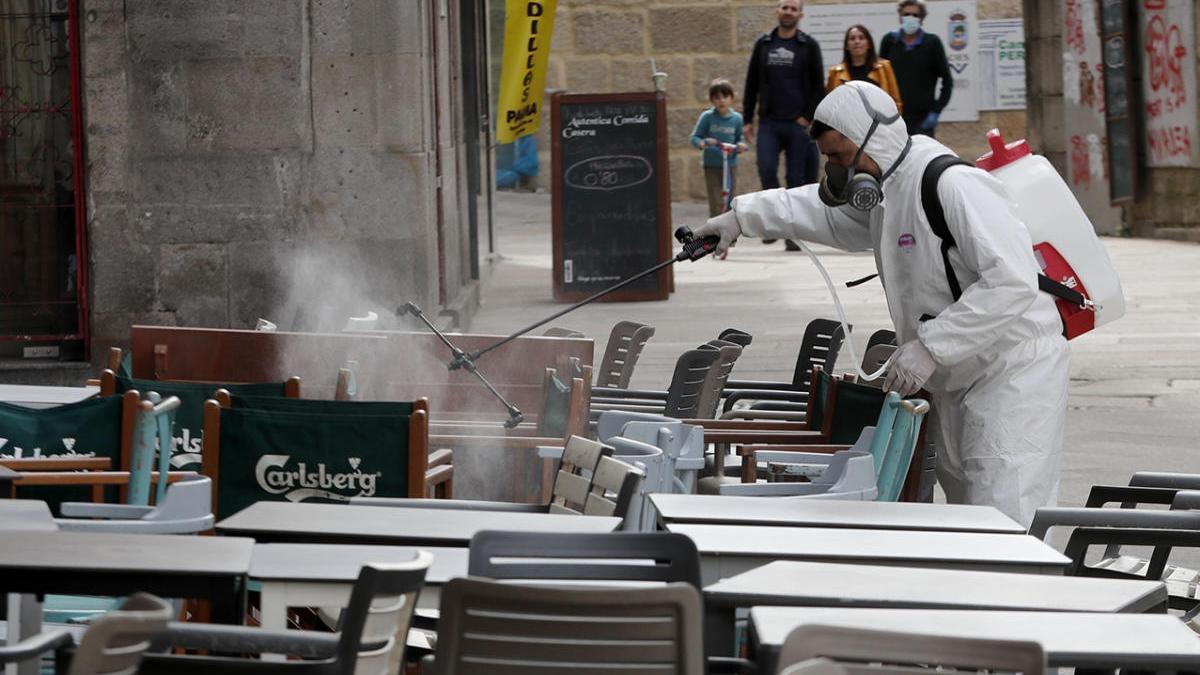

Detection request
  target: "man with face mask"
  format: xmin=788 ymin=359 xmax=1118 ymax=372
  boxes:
xmin=690 ymin=81 xmax=1069 ymax=527
xmin=879 ymin=0 xmax=953 ymax=137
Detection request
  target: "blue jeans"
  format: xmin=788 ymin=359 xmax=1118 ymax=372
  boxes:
xmin=756 ymin=118 xmax=820 ymax=189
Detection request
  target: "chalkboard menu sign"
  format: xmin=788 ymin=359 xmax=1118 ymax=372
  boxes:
xmin=551 ymin=92 xmax=672 ymax=302
xmin=1100 ymin=0 xmax=1138 ymax=203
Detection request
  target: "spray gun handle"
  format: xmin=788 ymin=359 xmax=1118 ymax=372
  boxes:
xmin=674 ymin=226 xmax=721 ymax=262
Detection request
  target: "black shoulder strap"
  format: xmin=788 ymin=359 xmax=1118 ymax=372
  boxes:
xmin=921 ymin=155 xmax=1092 ymax=312
xmin=921 ymin=155 xmax=973 ymax=301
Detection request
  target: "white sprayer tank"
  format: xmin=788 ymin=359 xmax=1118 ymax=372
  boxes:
xmin=975 ymin=129 xmax=1125 ymax=338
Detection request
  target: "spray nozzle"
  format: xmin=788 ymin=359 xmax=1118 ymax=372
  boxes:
xmin=673 ymin=226 xmax=721 ymax=262
xmin=395 ymin=302 xmax=421 ymax=317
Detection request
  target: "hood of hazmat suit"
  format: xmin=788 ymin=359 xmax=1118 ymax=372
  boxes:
xmin=729 ymin=81 xmax=1070 ymax=526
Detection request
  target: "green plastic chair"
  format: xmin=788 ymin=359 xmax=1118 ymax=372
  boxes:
xmin=867 ymin=392 xmax=930 ymax=502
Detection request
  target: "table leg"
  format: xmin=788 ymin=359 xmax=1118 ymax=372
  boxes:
xmin=259 ymin=583 xmax=289 ymax=662
xmin=7 ymin=594 xmax=42 ymax=675
xmin=704 ymin=604 xmax=735 ymax=658
xmin=209 ymin=577 xmax=246 ymax=625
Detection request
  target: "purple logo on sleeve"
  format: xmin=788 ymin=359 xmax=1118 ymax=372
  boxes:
xmin=898 ymin=233 xmax=916 ymax=250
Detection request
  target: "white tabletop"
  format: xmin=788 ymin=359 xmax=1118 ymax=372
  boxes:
xmin=0 ymin=500 xmax=58 ymax=532
xmin=672 ymin=523 xmax=1070 ymax=577
xmin=750 ymin=608 xmax=1200 ymax=669
xmin=705 ymin=560 xmax=1166 ymax=613
xmin=650 ymin=494 xmax=1025 ymax=534
xmin=251 ymin=544 xmax=468 ymax=584
xmin=0 ymin=384 xmax=99 ymax=409
xmin=217 ymin=501 xmax=622 ymax=546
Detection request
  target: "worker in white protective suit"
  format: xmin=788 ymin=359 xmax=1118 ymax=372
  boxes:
xmin=692 ymin=81 xmax=1069 ymax=526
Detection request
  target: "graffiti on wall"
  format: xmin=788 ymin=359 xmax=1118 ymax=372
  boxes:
xmin=1139 ymin=0 xmax=1197 ymax=166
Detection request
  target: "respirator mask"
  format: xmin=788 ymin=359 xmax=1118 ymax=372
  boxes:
xmin=817 ymin=85 xmax=912 ymax=211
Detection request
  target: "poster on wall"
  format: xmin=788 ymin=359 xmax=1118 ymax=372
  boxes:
xmin=977 ymin=19 xmax=1025 ymax=110
xmin=1137 ymin=0 xmax=1198 ymax=167
xmin=1061 ymin=0 xmax=1123 ymax=233
xmin=805 ymin=1 xmax=979 ymax=122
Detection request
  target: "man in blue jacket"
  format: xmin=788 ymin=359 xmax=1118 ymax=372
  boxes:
xmin=742 ymin=0 xmax=825 ymax=251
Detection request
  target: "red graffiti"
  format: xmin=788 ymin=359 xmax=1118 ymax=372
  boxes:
xmin=1079 ymin=61 xmax=1095 ymax=109
xmin=1064 ymin=0 xmax=1086 ymax=55
xmin=1070 ymin=135 xmax=1090 ymax=187
xmin=1144 ymin=14 xmax=1187 ymax=115
xmin=1147 ymin=125 xmax=1193 ymax=161
xmin=1095 ymin=62 xmax=1105 ymax=115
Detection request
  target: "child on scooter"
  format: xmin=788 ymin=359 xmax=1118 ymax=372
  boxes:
xmin=689 ymin=79 xmax=748 ymax=217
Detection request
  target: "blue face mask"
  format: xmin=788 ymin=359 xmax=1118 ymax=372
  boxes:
xmin=901 ymin=15 xmax=922 ymax=35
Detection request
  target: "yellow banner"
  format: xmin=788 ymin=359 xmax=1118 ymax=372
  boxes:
xmin=495 ymin=0 xmax=557 ymax=144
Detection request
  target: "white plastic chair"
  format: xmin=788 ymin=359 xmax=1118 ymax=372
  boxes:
xmin=606 ymin=437 xmax=666 ymax=531
xmin=595 ymin=410 xmax=705 ymax=493
xmin=55 ymin=475 xmax=214 ymax=534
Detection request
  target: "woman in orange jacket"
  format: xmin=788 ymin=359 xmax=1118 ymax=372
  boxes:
xmin=825 ymin=24 xmax=903 ymax=113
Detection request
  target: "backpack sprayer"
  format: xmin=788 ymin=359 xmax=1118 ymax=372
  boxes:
xmin=396 ymin=229 xmax=721 ymax=427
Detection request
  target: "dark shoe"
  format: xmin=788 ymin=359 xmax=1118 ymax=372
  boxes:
xmin=762 ymin=239 xmax=778 ymax=244
xmin=784 ymin=240 xmax=801 ymax=251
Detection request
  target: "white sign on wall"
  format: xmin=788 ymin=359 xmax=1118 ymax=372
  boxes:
xmin=977 ymin=19 xmax=1026 ymax=110
xmin=1137 ymin=0 xmax=1198 ymax=167
xmin=804 ymin=1 xmax=979 ymax=122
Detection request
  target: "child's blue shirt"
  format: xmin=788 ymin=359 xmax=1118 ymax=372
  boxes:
xmin=690 ymin=108 xmax=743 ymax=168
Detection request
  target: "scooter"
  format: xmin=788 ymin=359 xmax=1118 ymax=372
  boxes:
xmin=398 ymin=228 xmax=720 ymax=426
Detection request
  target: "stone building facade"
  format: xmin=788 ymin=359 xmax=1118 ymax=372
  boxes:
xmin=76 ymin=0 xmax=486 ymax=363
xmin=1024 ymin=0 xmax=1200 ymax=239
xmin=532 ymin=0 xmax=1027 ymax=203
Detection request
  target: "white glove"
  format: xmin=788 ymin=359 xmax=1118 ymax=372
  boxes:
xmin=883 ymin=339 xmax=937 ymax=397
xmin=692 ymin=210 xmax=742 ymax=256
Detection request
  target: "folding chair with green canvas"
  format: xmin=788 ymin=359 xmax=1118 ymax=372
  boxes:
xmin=201 ymin=396 xmax=431 ymax=519
xmin=0 ymin=393 xmax=139 ymax=507
xmin=219 ymin=392 xmax=453 ymax=498
xmin=98 ymin=365 xmax=301 ymax=472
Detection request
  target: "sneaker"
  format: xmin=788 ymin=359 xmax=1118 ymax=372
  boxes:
xmin=784 ymin=240 xmax=801 ymax=251
xmin=762 ymin=239 xmax=778 ymax=244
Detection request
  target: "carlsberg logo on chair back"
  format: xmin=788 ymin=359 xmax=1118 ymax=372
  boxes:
xmin=215 ymin=406 xmax=410 ymax=518
xmin=254 ymin=454 xmax=382 ymax=502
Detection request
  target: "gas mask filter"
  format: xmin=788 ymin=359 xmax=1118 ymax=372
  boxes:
xmin=817 ymin=85 xmax=912 ymax=212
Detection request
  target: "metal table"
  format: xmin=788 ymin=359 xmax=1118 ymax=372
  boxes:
xmin=250 ymin=543 xmax=468 ymax=661
xmin=669 ymin=523 xmax=1071 ymax=584
xmin=217 ymin=501 xmax=622 ymax=546
xmin=749 ymin=607 xmax=1200 ymax=672
xmin=650 ymin=494 xmax=1025 ymax=534
xmin=0 ymin=500 xmax=57 ymax=532
xmin=0 ymin=531 xmax=253 ymax=675
xmin=0 ymin=384 xmax=99 ymax=409
xmin=703 ymin=560 xmax=1167 ymax=656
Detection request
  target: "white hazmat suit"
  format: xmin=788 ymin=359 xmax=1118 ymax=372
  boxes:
xmin=703 ymin=82 xmax=1069 ymax=526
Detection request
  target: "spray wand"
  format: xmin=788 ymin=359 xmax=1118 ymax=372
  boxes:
xmin=396 ymin=228 xmax=720 ymax=426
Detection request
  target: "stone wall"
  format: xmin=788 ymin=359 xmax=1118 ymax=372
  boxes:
xmin=533 ymin=0 xmax=1026 ymax=202
xmin=1023 ymin=0 xmax=1200 ymax=239
xmin=81 ymin=0 xmax=475 ymax=362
